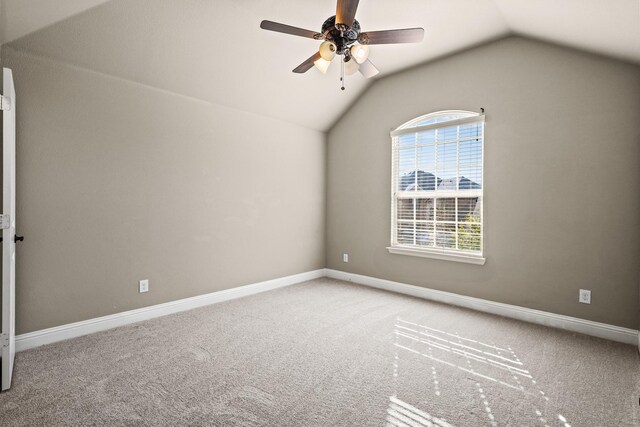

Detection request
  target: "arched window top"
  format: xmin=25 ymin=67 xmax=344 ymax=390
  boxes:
xmin=388 ymin=109 xmax=485 ymax=264
xmin=395 ymin=110 xmax=480 ymax=131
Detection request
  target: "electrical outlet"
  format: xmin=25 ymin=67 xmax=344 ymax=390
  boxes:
xmin=343 ymin=253 xmax=349 ymax=263
xmin=139 ymin=279 xmax=149 ymax=293
xmin=579 ymin=289 xmax=591 ymax=304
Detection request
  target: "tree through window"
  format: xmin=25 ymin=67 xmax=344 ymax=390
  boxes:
xmin=389 ymin=110 xmax=485 ymax=263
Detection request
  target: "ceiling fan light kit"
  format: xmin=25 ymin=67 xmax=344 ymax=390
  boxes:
xmin=344 ymin=57 xmax=359 ymax=75
xmin=319 ymin=41 xmax=337 ymax=61
xmin=260 ymin=0 xmax=424 ymax=90
xmin=350 ymin=43 xmax=370 ymax=64
xmin=313 ymin=57 xmax=332 ymax=74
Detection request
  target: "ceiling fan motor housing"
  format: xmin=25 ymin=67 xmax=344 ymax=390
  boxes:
xmin=321 ymin=15 xmax=360 ymax=54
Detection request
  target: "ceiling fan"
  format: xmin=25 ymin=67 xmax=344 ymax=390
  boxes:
xmin=260 ymin=0 xmax=424 ymax=90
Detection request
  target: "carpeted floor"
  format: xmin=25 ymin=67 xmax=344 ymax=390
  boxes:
xmin=0 ymin=278 xmax=639 ymax=426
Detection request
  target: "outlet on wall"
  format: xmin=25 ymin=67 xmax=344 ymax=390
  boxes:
xmin=343 ymin=253 xmax=349 ymax=263
xmin=579 ymin=289 xmax=591 ymax=304
xmin=139 ymin=279 xmax=149 ymax=293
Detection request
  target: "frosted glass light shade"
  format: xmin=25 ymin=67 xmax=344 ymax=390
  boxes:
xmin=350 ymin=44 xmax=369 ymax=64
xmin=319 ymin=41 xmax=337 ymax=61
xmin=344 ymin=58 xmax=359 ymax=75
xmin=313 ymin=57 xmax=331 ymax=74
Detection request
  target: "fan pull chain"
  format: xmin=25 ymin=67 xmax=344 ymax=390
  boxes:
xmin=340 ymin=57 xmax=345 ymax=91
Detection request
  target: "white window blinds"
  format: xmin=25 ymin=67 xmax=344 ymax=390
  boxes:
xmin=390 ymin=111 xmax=484 ymax=260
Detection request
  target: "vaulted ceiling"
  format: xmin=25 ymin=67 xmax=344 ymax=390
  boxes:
xmin=2 ymin=0 xmax=639 ymax=131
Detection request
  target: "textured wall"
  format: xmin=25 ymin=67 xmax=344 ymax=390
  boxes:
xmin=2 ymin=47 xmax=325 ymax=334
xmin=327 ymin=37 xmax=640 ymax=329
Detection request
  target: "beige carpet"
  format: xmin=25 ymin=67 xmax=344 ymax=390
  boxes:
xmin=1 ymin=278 xmax=639 ymax=426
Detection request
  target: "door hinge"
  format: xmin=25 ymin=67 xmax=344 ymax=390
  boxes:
xmin=0 ymin=333 xmax=8 ymax=347
xmin=0 ymin=215 xmax=9 ymax=230
xmin=0 ymin=95 xmax=11 ymax=111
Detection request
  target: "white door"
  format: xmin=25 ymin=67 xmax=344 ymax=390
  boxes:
xmin=1 ymin=67 xmax=17 ymax=391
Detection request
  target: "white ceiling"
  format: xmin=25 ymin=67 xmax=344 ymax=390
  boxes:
xmin=3 ymin=0 xmax=639 ymax=132
xmin=0 ymin=0 xmax=111 ymax=45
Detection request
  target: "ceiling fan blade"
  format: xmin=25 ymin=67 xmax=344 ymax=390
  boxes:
xmin=358 ymin=59 xmax=379 ymax=79
xmin=293 ymin=52 xmax=323 ymax=73
xmin=260 ymin=20 xmax=322 ymax=40
xmin=359 ymin=28 xmax=425 ymax=45
xmin=336 ymin=0 xmax=360 ymax=27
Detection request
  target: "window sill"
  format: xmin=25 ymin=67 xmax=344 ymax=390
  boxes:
xmin=387 ymin=246 xmax=486 ymax=265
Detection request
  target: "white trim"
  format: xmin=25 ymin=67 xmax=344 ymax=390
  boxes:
xmin=390 ymin=111 xmax=485 ymax=259
xmin=395 ymin=189 xmax=483 ymax=199
xmin=387 ymin=246 xmax=486 ymax=265
xmin=15 ymin=269 xmax=325 ymax=352
xmin=324 ymin=269 xmax=638 ymax=345
xmin=391 ymin=114 xmax=484 ymax=137
xmin=392 ymin=110 xmax=480 ymax=133
xmin=0 ymin=95 xmax=11 ymax=111
xmin=15 ymin=268 xmax=637 ymax=352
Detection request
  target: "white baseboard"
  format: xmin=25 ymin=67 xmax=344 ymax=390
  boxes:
xmin=16 ymin=269 xmax=325 ymax=352
xmin=15 ymin=268 xmax=637 ymax=352
xmin=325 ymin=269 xmax=639 ymax=345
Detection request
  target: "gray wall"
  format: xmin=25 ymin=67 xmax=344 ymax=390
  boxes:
xmin=327 ymin=37 xmax=640 ymax=329
xmin=2 ymin=35 xmax=639 ymax=336
xmin=2 ymin=47 xmax=326 ymax=334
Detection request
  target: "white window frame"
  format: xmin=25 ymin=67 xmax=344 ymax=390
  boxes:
xmin=387 ymin=110 xmax=486 ymax=265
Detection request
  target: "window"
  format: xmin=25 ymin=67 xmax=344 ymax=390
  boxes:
xmin=388 ymin=110 xmax=485 ymax=264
